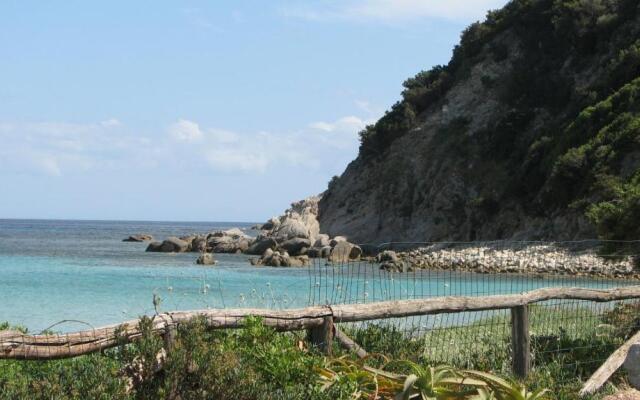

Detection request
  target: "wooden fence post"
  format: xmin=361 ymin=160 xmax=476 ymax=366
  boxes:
xmin=308 ymin=316 xmax=333 ymax=355
xmin=511 ymin=305 xmax=531 ymax=378
xmin=163 ymin=326 xmax=177 ymax=353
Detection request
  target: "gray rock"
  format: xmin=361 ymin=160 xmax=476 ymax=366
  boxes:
xmin=192 ymin=236 xmax=207 ymax=252
xmin=320 ymin=246 xmax=332 ymax=258
xmin=279 ymin=238 xmax=311 ymax=256
xmin=313 ymin=234 xmax=331 ymax=248
xmin=272 ymin=218 xmax=309 ymax=240
xmin=330 ymin=236 xmax=348 ymax=247
xmin=329 ymin=241 xmax=361 ymax=263
xmin=196 ymin=253 xmax=216 ymax=265
xmin=160 ymin=237 xmax=190 ymax=253
xmin=247 ymin=237 xmax=278 ymax=255
xmin=377 ymin=250 xmax=398 ymax=263
xmin=123 ymin=234 xmax=154 ymax=242
xmin=209 ymin=237 xmax=251 ymax=253
xmin=261 ymin=217 xmax=280 ymax=231
xmin=145 ymin=241 xmax=164 ymax=252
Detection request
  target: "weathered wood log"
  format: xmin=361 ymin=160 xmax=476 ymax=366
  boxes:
xmin=332 ymin=286 xmax=640 ymax=322
xmin=580 ymin=330 xmax=640 ymax=396
xmin=511 ymin=305 xmax=530 ymax=378
xmin=334 ymin=327 xmax=368 ymax=359
xmin=308 ymin=316 xmax=333 ymax=355
xmin=3 ymin=286 xmax=640 ymax=360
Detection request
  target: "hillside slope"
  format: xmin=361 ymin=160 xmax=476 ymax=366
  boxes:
xmin=318 ymin=0 xmax=640 ymax=244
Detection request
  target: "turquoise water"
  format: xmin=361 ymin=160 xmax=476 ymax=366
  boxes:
xmin=0 ymin=219 xmax=634 ymax=332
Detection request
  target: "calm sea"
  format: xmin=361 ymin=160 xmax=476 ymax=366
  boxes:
xmin=0 ymin=219 xmax=631 ymax=332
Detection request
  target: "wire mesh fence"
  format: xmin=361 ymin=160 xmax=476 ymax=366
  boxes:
xmin=307 ymin=240 xmax=640 ymax=380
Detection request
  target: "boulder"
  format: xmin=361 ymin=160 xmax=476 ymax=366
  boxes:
xmin=329 ymin=241 xmax=362 ymax=263
xmin=246 ymin=237 xmax=278 ymax=255
xmin=330 ymin=236 xmax=348 ymax=247
xmin=307 ymin=248 xmax=321 ymax=258
xmin=272 ymin=218 xmax=309 ymax=240
xmin=376 ymin=250 xmax=398 ymax=263
xmin=196 ymin=253 xmax=216 ymax=265
xmin=313 ymin=234 xmax=330 ymax=248
xmin=320 ymin=246 xmax=332 ymax=258
xmin=123 ymin=234 xmax=154 ymax=242
xmin=192 ymin=236 xmax=207 ymax=252
xmin=380 ymin=260 xmax=411 ymax=272
xmin=261 ymin=217 xmax=280 ymax=231
xmin=279 ymin=238 xmax=311 ymax=256
xmin=307 ymin=245 xmax=332 ymax=259
xmin=260 ymin=250 xmax=309 ymax=267
xmin=211 ymin=228 xmax=246 ymax=238
xmin=209 ymin=237 xmax=251 ymax=253
xmin=145 ymin=241 xmax=164 ymax=252
xmin=161 ymin=237 xmax=190 ymax=252
xmin=222 ymin=228 xmax=246 ymax=237
xmin=288 ymin=255 xmax=310 ymax=267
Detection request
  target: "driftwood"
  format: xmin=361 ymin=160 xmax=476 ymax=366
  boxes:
xmin=334 ymin=327 xmax=368 ymax=359
xmin=580 ymin=330 xmax=640 ymax=396
xmin=2 ymin=286 xmax=640 ymax=360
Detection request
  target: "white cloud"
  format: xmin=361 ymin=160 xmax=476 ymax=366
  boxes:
xmin=281 ymin=0 xmax=507 ymax=23
xmin=36 ymin=156 xmax=62 ymax=177
xmin=309 ymin=115 xmax=370 ymax=134
xmin=308 ymin=115 xmax=374 ymax=150
xmin=168 ymin=119 xmax=204 ymax=142
xmin=0 ymin=107 xmax=379 ymax=177
xmin=0 ymin=119 xmax=151 ymax=176
xmin=205 ymin=149 xmax=269 ymax=173
xmin=100 ymin=118 xmax=121 ymax=127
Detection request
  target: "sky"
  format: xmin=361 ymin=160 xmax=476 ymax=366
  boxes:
xmin=0 ymin=0 xmax=508 ymax=222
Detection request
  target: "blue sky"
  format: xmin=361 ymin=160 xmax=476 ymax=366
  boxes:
xmin=0 ymin=0 xmax=507 ymax=222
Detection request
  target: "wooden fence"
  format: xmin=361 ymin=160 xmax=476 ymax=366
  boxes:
xmin=2 ymin=286 xmax=640 ymax=381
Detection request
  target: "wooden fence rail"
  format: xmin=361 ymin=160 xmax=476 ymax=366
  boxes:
xmin=3 ymin=285 xmax=640 ymax=380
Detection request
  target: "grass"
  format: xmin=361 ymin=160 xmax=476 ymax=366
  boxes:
xmin=1 ymin=301 xmax=638 ymax=399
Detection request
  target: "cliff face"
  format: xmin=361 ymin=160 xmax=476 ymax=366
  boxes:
xmin=319 ymin=0 xmax=640 ymax=244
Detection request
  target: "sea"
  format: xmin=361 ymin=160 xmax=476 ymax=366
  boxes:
xmin=0 ymin=219 xmax=633 ymax=333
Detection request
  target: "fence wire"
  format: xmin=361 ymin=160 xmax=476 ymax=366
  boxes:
xmin=308 ymin=240 xmax=640 ymax=380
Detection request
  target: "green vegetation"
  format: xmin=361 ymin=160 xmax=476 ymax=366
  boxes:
xmin=338 ymin=0 xmax=640 ymax=243
xmin=1 ymin=302 xmax=637 ymax=399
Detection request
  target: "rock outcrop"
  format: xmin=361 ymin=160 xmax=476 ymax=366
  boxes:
xmin=388 ymin=245 xmax=637 ymax=278
xmin=146 ymin=237 xmax=190 ymax=253
xmin=196 ymin=253 xmax=217 ymax=265
xmin=318 ymin=1 xmax=640 ymax=244
xmin=251 ymin=249 xmax=310 ymax=267
xmin=123 ymin=234 xmax=154 ymax=242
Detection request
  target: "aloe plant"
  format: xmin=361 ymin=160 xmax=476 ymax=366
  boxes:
xmin=463 ymin=371 xmax=548 ymax=400
xmin=393 ymin=362 xmax=487 ymax=400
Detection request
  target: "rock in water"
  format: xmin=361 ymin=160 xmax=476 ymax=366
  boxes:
xmin=313 ymin=234 xmax=330 ymax=248
xmin=146 ymin=237 xmax=189 ymax=253
xmin=376 ymin=250 xmax=398 ymax=263
xmin=246 ymin=237 xmax=278 ymax=255
xmin=329 ymin=241 xmax=362 ymax=263
xmin=196 ymin=253 xmax=216 ymax=265
xmin=145 ymin=241 xmax=163 ymax=252
xmin=272 ymin=218 xmax=309 ymax=240
xmin=123 ymin=234 xmax=154 ymax=242
xmin=162 ymin=237 xmax=190 ymax=252
xmin=279 ymin=238 xmax=311 ymax=256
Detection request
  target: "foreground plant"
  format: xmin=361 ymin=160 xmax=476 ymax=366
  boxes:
xmin=317 ymin=358 xmax=548 ymax=400
xmin=464 ymin=371 xmax=548 ymax=400
xmin=395 ymin=362 xmax=486 ymax=400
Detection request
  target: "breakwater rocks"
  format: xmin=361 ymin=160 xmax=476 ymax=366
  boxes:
xmin=123 ymin=234 xmax=154 ymax=242
xmin=145 ymin=228 xmax=251 ymax=254
xmin=140 ymin=195 xmax=363 ymax=267
xmin=380 ymin=245 xmax=638 ymax=279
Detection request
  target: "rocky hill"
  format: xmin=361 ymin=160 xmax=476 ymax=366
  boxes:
xmin=318 ymin=0 xmax=640 ymax=245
